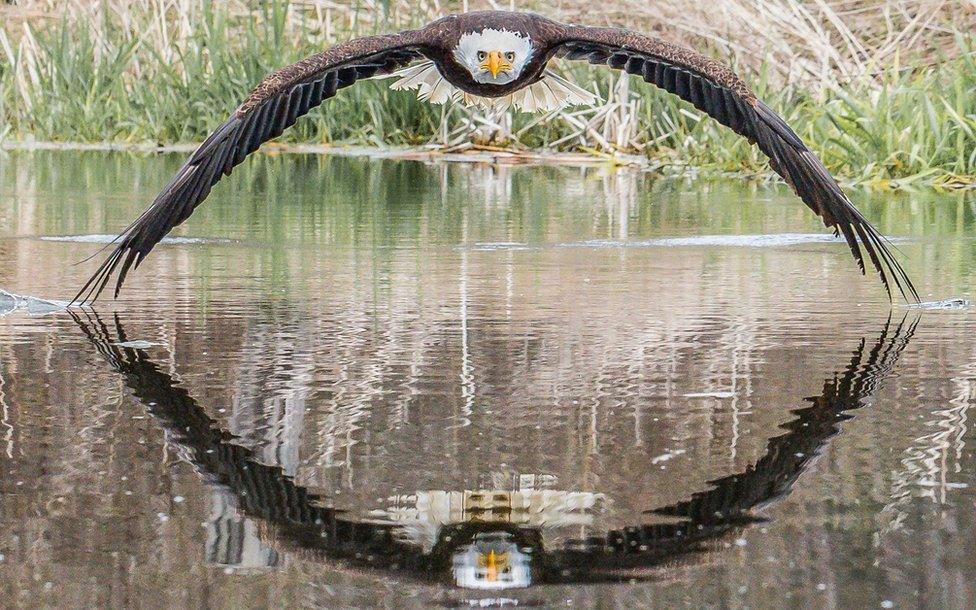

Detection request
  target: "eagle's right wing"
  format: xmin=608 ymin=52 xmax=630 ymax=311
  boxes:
xmin=74 ymin=28 xmax=436 ymax=304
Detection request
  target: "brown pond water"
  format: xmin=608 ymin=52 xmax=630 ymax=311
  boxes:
xmin=1 ymin=150 xmax=975 ymax=608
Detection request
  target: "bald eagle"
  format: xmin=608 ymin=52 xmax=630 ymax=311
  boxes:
xmin=73 ymin=10 xmax=918 ymax=304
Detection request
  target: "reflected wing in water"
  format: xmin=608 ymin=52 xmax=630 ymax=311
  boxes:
xmin=560 ymin=315 xmax=919 ymax=582
xmin=71 ymin=310 xmax=425 ymax=572
xmin=72 ymin=311 xmax=916 ymax=587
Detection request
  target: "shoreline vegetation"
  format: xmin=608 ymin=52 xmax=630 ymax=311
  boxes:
xmin=1 ymin=0 xmax=974 ymax=189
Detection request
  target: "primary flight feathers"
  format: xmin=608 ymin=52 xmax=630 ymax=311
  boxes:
xmin=73 ymin=10 xmax=918 ymax=304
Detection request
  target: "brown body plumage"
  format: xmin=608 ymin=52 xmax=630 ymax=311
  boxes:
xmin=73 ymin=10 xmax=918 ymax=304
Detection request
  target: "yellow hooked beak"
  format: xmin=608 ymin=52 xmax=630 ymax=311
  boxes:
xmin=481 ymin=50 xmax=511 ymax=78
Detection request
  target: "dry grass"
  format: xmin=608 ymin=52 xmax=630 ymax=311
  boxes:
xmin=3 ymin=0 xmax=970 ymax=87
xmin=1 ymin=0 xmax=974 ymax=185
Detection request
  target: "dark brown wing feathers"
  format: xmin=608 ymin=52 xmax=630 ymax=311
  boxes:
xmin=554 ymin=25 xmax=917 ymax=301
xmin=73 ymin=31 xmax=428 ymax=304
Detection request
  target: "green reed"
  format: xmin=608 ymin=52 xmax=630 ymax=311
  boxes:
xmin=0 ymin=1 xmax=973 ymax=187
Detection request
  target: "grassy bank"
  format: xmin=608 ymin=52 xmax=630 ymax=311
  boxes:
xmin=1 ymin=0 xmax=974 ymax=188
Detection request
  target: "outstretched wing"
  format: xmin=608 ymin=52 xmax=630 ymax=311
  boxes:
xmin=74 ymin=30 xmax=433 ymax=304
xmin=551 ymin=25 xmax=918 ymax=301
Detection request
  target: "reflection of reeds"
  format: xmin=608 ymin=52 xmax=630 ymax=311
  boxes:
xmin=1 ymin=151 xmax=973 ymax=603
xmin=883 ymin=355 xmax=976 ymax=532
xmin=1 ymin=1 xmax=974 ymax=184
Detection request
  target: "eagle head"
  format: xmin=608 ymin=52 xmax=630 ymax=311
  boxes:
xmin=453 ymin=28 xmax=533 ymax=85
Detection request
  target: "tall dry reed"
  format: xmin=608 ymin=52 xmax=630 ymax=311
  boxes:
xmin=1 ymin=0 xmax=974 ymax=186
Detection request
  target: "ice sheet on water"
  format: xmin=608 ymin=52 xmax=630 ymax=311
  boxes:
xmin=907 ymin=298 xmax=972 ymax=311
xmin=650 ymin=449 xmax=687 ymax=465
xmin=114 ymin=340 xmax=164 ymax=349
xmin=470 ymin=242 xmax=532 ymax=251
xmin=0 ymin=290 xmax=17 ymax=315
xmin=683 ymin=391 xmax=737 ymax=399
xmin=39 ymin=234 xmax=229 ymax=245
xmin=461 ymin=234 xmax=858 ymax=252
xmin=0 ymin=289 xmax=73 ymax=317
xmin=563 ymin=233 xmax=848 ymax=249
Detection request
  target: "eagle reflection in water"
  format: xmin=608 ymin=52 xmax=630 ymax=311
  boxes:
xmin=72 ymin=311 xmax=916 ymax=590
xmin=453 ymin=531 xmax=531 ymax=589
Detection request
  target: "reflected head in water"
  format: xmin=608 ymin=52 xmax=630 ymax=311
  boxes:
xmin=71 ymin=310 xmax=916 ymax=590
xmin=448 ymin=528 xmax=534 ymax=590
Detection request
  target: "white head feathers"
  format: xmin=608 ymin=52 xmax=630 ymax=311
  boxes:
xmin=453 ymin=28 xmax=533 ymax=85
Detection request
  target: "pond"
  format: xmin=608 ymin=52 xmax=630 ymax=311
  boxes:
xmin=1 ymin=150 xmax=975 ymax=608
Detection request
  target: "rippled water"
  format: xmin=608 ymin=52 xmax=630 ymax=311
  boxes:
xmin=1 ymin=150 xmax=976 ymax=608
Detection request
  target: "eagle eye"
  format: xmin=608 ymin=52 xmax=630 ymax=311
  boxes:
xmin=477 ymin=51 xmax=487 ymax=61
xmin=505 ymin=51 xmax=516 ymax=62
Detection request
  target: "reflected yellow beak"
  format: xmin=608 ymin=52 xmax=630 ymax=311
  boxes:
xmin=481 ymin=51 xmax=511 ymax=78
xmin=481 ymin=550 xmax=508 ymax=581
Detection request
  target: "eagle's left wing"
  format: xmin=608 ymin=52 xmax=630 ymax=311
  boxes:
xmin=548 ymin=24 xmax=918 ymax=302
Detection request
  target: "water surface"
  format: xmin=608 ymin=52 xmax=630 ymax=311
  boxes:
xmin=1 ymin=151 xmax=976 ymax=608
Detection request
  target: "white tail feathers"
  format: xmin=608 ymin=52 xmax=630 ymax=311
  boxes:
xmin=385 ymin=62 xmax=598 ymax=113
